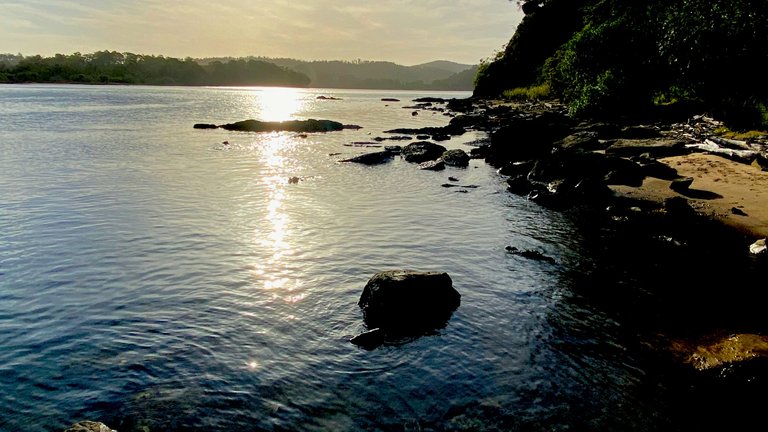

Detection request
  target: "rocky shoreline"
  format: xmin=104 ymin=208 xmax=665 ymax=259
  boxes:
xmin=338 ymin=96 xmax=768 ymax=374
xmin=420 ymin=97 xmax=768 ymax=244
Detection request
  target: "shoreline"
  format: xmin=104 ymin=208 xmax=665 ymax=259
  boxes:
xmin=611 ymin=153 xmax=768 ymax=239
xmin=454 ymin=98 xmax=768 ymax=243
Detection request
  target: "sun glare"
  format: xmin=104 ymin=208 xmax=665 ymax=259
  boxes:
xmin=254 ymin=87 xmax=305 ymax=122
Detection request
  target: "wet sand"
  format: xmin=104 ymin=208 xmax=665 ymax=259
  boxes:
xmin=612 ymin=153 xmax=768 ymax=239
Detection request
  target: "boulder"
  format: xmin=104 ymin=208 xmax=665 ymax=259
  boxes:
xmin=193 ymin=123 xmax=217 ymax=129
xmin=486 ymin=111 xmax=573 ymax=165
xmin=358 ymin=270 xmax=460 ymax=332
xmin=381 ymin=98 xmax=400 ymax=102
xmin=64 ymin=421 xmax=116 ymax=432
xmin=670 ymin=176 xmax=694 ymax=192
xmin=217 ymin=119 xmax=344 ymax=133
xmin=554 ymin=131 xmax=605 ymax=151
xmin=402 ymin=141 xmax=448 ymax=163
xmin=340 ymin=151 xmax=394 ymax=165
xmin=441 ymin=149 xmax=470 ymax=167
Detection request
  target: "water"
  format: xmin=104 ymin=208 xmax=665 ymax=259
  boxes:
xmin=0 ymin=85 xmax=765 ymax=431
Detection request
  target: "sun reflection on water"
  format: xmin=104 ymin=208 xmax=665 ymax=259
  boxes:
xmin=252 ymin=87 xmax=306 ymax=122
xmin=247 ymin=133 xmax=305 ymax=303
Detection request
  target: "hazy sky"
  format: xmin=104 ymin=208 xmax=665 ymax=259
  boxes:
xmin=0 ymin=0 xmax=523 ymax=65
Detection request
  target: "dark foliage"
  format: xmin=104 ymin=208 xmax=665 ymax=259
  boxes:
xmin=0 ymin=51 xmax=310 ymax=87
xmin=476 ymin=0 xmax=768 ymax=126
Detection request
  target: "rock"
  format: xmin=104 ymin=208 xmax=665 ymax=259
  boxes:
xmin=619 ymin=125 xmax=662 ymax=139
xmin=413 ymin=97 xmax=446 ymax=103
xmin=602 ymin=156 xmax=645 ymax=187
xmin=605 ymin=139 xmax=688 ymax=158
xmin=419 ymin=159 xmax=446 ymax=171
xmin=441 ymin=149 xmax=470 ymax=167
xmin=731 ymin=207 xmax=748 ymax=216
xmin=384 ymin=124 xmax=465 ymax=138
xmin=350 ymin=328 xmax=386 ymax=349
xmin=449 ymin=114 xmax=487 ymax=129
xmin=446 ymin=98 xmax=474 ymax=112
xmin=554 ymin=131 xmax=604 ymax=151
xmin=498 ymin=160 xmax=535 ymax=177
xmin=340 ymin=151 xmax=394 ymax=165
xmin=381 ymin=98 xmax=400 ymax=102
xmin=412 ymin=111 xmax=419 ymax=116
xmin=64 ymin=421 xmax=116 ymax=432
xmin=343 ymin=124 xmax=363 ymax=130
xmin=637 ymin=159 xmax=679 ymax=180
xmin=486 ymin=111 xmax=573 ymax=165
xmin=402 ymin=141 xmax=447 ymax=163
xmin=416 ymin=134 xmax=430 ymax=140
xmin=373 ymin=135 xmax=412 ymax=142
xmin=750 ymin=239 xmax=767 ymax=255
xmin=316 ymin=95 xmax=341 ymax=100
xmin=664 ymin=196 xmax=696 ymax=219
xmin=193 ymin=123 xmax=217 ymax=129
xmin=675 ymin=333 xmax=768 ymax=371
xmin=670 ymin=176 xmax=694 ymax=192
xmin=217 ymin=119 xmax=344 ymax=133
xmin=358 ymin=270 xmax=460 ymax=332
xmin=505 ymin=246 xmax=556 ymax=263
xmin=506 ymin=174 xmax=534 ymax=195
xmin=384 ymin=145 xmax=402 ymax=154
xmin=448 ymin=176 xmax=460 ymax=182
xmin=441 ymin=184 xmax=479 ymax=189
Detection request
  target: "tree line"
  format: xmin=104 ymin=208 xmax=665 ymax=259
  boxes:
xmin=0 ymin=51 xmax=311 ymax=87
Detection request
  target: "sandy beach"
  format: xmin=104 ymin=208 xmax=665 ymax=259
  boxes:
xmin=612 ymin=152 xmax=768 ymax=239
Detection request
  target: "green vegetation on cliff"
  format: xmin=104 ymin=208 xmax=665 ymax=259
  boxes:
xmin=475 ymin=0 xmax=768 ymax=126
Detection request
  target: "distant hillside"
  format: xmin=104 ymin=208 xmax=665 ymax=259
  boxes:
xmin=412 ymin=60 xmax=473 ymax=74
xmin=199 ymin=57 xmax=477 ymax=90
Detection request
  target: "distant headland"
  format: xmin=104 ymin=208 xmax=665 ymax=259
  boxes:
xmin=0 ymin=52 xmax=477 ymax=90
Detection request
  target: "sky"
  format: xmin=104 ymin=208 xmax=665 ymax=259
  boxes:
xmin=0 ymin=0 xmax=523 ymax=65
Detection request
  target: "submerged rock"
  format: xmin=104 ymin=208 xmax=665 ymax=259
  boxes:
xmin=505 ymin=246 xmax=556 ymax=263
xmin=358 ymin=270 xmax=460 ymax=332
xmin=671 ymin=334 xmax=768 ymax=371
xmin=64 ymin=421 xmax=116 ymax=432
xmin=349 ymin=328 xmax=385 ymax=349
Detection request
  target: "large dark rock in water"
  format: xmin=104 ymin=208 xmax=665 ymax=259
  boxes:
xmin=358 ymin=270 xmax=460 ymax=332
xmin=207 ymin=119 xmax=345 ymax=133
xmin=340 ymin=151 xmax=394 ymax=165
xmin=441 ymin=149 xmax=470 ymax=167
xmin=402 ymin=141 xmax=448 ymax=163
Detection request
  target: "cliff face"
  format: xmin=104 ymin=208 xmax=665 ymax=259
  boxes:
xmin=473 ymin=0 xmax=588 ymax=97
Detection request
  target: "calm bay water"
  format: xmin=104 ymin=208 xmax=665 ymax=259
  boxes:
xmin=1 ymin=85 xmax=765 ymax=431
